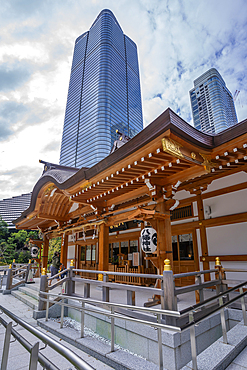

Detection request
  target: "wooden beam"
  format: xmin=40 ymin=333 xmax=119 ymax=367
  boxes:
xmin=196 ymin=192 xmax=210 ymax=280
xmin=61 ymin=234 xmax=68 ymax=267
xmin=163 ymin=165 xmax=208 ymax=187
xmin=106 ymin=185 xmax=148 ymax=206
xmin=200 ymin=255 xmax=247 ymax=262
xmin=171 ymin=211 xmax=247 ymax=233
xmin=106 ymin=209 xmax=144 ymax=226
xmin=37 ymin=213 xmax=68 ymax=222
xmin=42 ymin=236 xmax=49 ymax=270
xmin=98 ymin=223 xmax=109 ymax=271
xmin=202 ymin=181 xmax=247 ymax=200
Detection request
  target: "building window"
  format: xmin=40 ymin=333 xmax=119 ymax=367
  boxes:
xmin=172 ymin=233 xmax=194 ymax=261
xmin=81 ymin=244 xmax=96 ymax=263
xmin=171 ymin=205 xmax=193 ymax=220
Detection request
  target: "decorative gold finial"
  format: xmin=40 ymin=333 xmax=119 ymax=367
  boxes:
xmin=98 ymin=273 xmax=103 ymax=281
xmin=70 ymin=259 xmax=74 ymax=266
xmin=9 ymin=264 xmax=12 ymax=269
xmin=164 ymin=259 xmax=171 ymax=271
xmin=41 ymin=267 xmax=46 ymax=275
xmin=13 ymin=259 xmax=15 ymax=263
xmin=215 ymin=257 xmax=221 ymax=266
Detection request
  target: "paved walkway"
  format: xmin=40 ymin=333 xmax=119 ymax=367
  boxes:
xmin=0 ymin=294 xmax=114 ymax=370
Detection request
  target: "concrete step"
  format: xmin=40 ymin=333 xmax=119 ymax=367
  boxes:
xmin=38 ymin=318 xmax=158 ymax=370
xmin=182 ymin=320 xmax=247 ymax=370
xmin=11 ymin=290 xmax=39 ymax=310
xmin=24 ymin=281 xmax=40 ymax=292
xmin=18 ymin=286 xmax=39 ymax=300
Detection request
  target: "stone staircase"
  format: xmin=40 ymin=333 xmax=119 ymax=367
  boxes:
xmin=11 ymin=282 xmax=40 ymax=310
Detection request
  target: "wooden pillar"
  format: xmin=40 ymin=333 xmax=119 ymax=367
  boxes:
xmin=42 ymin=236 xmax=49 ymax=270
xmin=196 ymin=191 xmax=210 ymax=281
xmin=156 ymin=200 xmax=173 ymax=274
xmin=98 ymin=224 xmax=109 ymax=271
xmin=61 ymin=234 xmax=68 ymax=267
xmin=76 ymin=244 xmax=80 ymax=269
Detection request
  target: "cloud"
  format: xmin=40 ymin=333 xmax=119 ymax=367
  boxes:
xmin=0 ymin=166 xmax=42 ymax=199
xmin=41 ymin=140 xmax=61 ymax=154
xmin=0 ymin=99 xmax=62 ymax=141
xmin=0 ymin=61 xmax=33 ymax=92
xmin=0 ymin=0 xmax=247 ymax=200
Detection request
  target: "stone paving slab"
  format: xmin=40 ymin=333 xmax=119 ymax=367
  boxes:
xmin=11 ymin=290 xmax=39 ymax=309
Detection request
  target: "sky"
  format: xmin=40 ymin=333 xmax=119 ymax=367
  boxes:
xmin=0 ymin=0 xmax=247 ymax=200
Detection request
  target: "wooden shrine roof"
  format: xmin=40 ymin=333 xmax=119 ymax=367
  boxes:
xmin=14 ymin=108 xmax=247 ymax=233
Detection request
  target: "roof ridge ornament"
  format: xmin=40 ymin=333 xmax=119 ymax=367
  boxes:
xmin=199 ymin=153 xmax=214 ymax=173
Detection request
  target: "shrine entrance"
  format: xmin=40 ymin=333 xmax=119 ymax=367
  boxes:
xmin=172 ymin=230 xmax=199 ymax=286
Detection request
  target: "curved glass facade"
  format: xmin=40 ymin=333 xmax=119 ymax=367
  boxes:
xmin=60 ymin=9 xmax=143 ymax=168
xmin=189 ymin=68 xmax=237 ymax=134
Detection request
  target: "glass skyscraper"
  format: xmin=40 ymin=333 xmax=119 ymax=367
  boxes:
xmin=189 ymin=68 xmax=237 ymax=134
xmin=60 ymin=9 xmax=143 ymax=168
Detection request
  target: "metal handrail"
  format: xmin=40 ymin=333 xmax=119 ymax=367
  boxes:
xmin=41 ymin=290 xmax=181 ymax=318
xmin=12 ymin=270 xmax=26 ymax=279
xmin=0 ymin=315 xmax=58 ymax=370
xmin=47 ymin=268 xmax=70 ymax=281
xmin=180 ymin=279 xmax=247 ymax=315
xmin=0 ymin=304 xmax=94 ymax=370
xmin=40 ymin=291 xmax=181 ymax=370
xmin=173 ymin=268 xmax=218 ymax=279
xmin=183 ymin=288 xmax=247 ymax=331
xmin=72 ymin=276 xmax=162 ymax=294
xmin=40 ymin=278 xmax=247 ymax=370
xmin=73 ymin=267 xmax=162 ymax=279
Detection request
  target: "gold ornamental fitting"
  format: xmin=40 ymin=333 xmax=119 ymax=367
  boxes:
xmin=29 ymin=259 xmax=31 ymax=264
xmin=41 ymin=267 xmax=46 ymax=275
xmin=164 ymin=259 xmax=171 ymax=271
xmin=98 ymin=273 xmax=103 ymax=281
xmin=70 ymin=259 xmax=74 ymax=266
xmin=215 ymin=257 xmax=221 ymax=266
xmin=13 ymin=259 xmax=15 ymax=263
xmin=9 ymin=264 xmax=12 ymax=269
xmin=202 ymin=257 xmax=206 ymax=261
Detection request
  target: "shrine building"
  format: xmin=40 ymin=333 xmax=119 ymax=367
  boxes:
xmin=14 ymin=108 xmax=247 ymax=286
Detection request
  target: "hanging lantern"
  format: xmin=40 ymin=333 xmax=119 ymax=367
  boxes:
xmin=140 ymin=227 xmax=157 ymax=253
xmin=30 ymin=244 xmax=39 ymax=258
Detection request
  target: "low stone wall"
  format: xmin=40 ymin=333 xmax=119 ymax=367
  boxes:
xmin=67 ymin=300 xmax=243 ymax=370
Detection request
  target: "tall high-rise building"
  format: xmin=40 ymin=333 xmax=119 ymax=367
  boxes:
xmin=60 ymin=9 xmax=143 ymax=168
xmin=189 ymin=68 xmax=237 ymax=134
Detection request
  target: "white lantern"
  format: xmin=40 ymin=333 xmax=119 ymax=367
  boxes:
xmin=31 ymin=245 xmax=39 ymax=258
xmin=141 ymin=227 xmax=157 ymax=253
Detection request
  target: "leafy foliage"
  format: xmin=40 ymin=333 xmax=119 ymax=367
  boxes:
xmin=0 ymin=217 xmax=38 ymax=264
xmin=48 ymin=237 xmax=61 ymax=264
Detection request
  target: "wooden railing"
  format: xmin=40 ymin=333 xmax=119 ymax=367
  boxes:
xmin=78 ymin=264 xmax=156 ymax=286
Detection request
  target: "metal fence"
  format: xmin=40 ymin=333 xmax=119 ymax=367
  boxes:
xmin=0 ymin=304 xmax=94 ymax=370
xmin=39 ymin=279 xmax=247 ymax=370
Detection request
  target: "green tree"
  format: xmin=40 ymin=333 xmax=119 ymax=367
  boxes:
xmin=48 ymin=237 xmax=61 ymax=264
xmin=0 ymin=217 xmax=10 ymax=264
xmin=7 ymin=230 xmax=28 ymax=250
xmin=0 ymin=216 xmax=9 ymax=243
xmin=0 ymin=219 xmax=40 ymax=264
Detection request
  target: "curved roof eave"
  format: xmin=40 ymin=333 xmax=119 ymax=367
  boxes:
xmin=14 ymin=108 xmax=247 ymax=225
